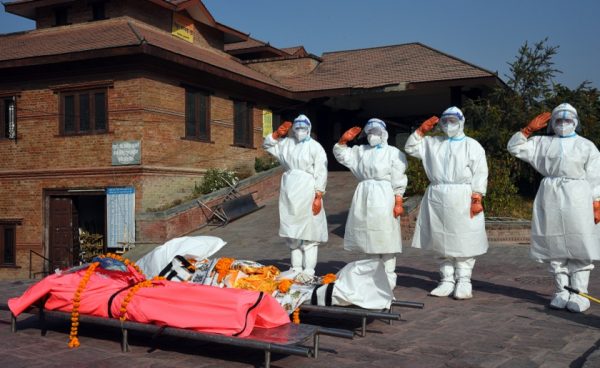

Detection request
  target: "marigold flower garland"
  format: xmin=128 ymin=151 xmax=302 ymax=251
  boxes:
xmin=68 ymin=262 xmax=100 ymax=348
xmin=322 ymin=273 xmax=337 ymax=284
xmin=215 ymin=257 xmax=235 ymax=283
xmin=118 ymin=276 xmax=165 ymax=322
xmin=292 ymin=308 xmax=300 ymax=324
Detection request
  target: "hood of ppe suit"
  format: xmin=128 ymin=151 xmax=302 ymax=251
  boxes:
xmin=292 ymin=114 xmax=312 ymax=142
xmin=550 ymin=103 xmax=579 ymax=137
xmin=361 ymin=118 xmax=389 ymax=146
xmin=440 ymin=106 xmax=465 ymax=138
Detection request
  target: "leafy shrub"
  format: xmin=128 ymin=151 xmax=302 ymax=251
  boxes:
xmin=405 ymin=156 xmax=429 ymax=196
xmin=255 ymin=155 xmax=280 ymax=172
xmin=484 ymin=157 xmax=522 ymax=217
xmin=194 ymin=168 xmax=239 ymax=195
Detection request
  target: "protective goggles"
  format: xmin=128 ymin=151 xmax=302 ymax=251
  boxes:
xmin=552 ymin=110 xmax=577 ymax=124
xmin=293 ymin=121 xmax=310 ymax=130
xmin=364 ymin=120 xmax=386 ymax=134
xmin=440 ymin=111 xmax=463 ymax=123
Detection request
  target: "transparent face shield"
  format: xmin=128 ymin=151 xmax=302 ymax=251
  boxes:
xmin=551 ymin=110 xmax=578 ymax=136
xmin=366 ymin=126 xmax=384 ymax=147
xmin=439 ymin=114 xmax=462 ymax=137
xmin=293 ymin=122 xmax=310 ymax=141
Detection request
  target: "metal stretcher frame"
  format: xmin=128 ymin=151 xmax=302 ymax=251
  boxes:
xmin=1 ymin=303 xmax=353 ymax=368
xmin=299 ymin=300 xmax=425 ymax=337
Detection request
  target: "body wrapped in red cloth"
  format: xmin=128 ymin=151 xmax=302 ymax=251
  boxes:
xmin=8 ymin=265 xmax=290 ymax=337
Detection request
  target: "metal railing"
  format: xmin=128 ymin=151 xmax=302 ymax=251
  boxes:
xmin=29 ymin=250 xmax=50 ymax=279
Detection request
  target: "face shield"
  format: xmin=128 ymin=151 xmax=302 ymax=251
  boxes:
xmin=292 ymin=115 xmax=312 ymax=142
xmin=550 ymin=105 xmax=578 ymax=137
xmin=362 ymin=118 xmax=387 ymax=147
xmin=439 ymin=107 xmax=465 ymax=138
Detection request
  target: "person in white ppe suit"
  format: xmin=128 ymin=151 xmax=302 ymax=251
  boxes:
xmin=405 ymin=107 xmax=489 ymax=300
xmin=263 ymin=114 xmax=328 ymax=282
xmin=507 ymin=103 xmax=600 ymax=312
xmin=333 ymin=118 xmax=408 ymax=293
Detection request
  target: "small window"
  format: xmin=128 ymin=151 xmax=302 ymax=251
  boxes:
xmin=233 ymin=101 xmax=254 ymax=148
xmin=185 ymin=89 xmax=210 ymax=141
xmin=0 ymin=223 xmax=18 ymax=266
xmin=1 ymin=97 xmax=17 ymax=140
xmin=54 ymin=7 xmax=69 ymax=26
xmin=60 ymin=89 xmax=108 ymax=135
xmin=92 ymin=1 xmax=106 ymax=21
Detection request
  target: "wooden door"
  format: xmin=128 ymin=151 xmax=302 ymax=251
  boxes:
xmin=49 ymin=197 xmax=78 ymax=270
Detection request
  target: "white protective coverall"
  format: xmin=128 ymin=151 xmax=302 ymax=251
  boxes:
xmin=405 ymin=107 xmax=489 ymax=299
xmin=311 ymin=259 xmax=394 ymax=310
xmin=507 ymin=103 xmax=600 ymax=312
xmin=263 ymin=115 xmax=328 ymax=281
xmin=333 ymin=118 xmax=408 ymax=292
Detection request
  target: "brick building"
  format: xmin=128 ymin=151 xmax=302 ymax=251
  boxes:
xmin=0 ymin=0 xmax=502 ymax=279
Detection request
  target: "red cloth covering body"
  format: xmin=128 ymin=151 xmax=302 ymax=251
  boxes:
xmin=8 ymin=266 xmax=290 ymax=337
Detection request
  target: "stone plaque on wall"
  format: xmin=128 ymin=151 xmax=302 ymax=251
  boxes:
xmin=112 ymin=140 xmax=141 ymax=166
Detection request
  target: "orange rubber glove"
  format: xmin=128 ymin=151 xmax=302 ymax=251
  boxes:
xmin=339 ymin=127 xmax=362 ymax=145
xmin=594 ymin=201 xmax=600 ymax=224
xmin=272 ymin=121 xmax=292 ymax=139
xmin=470 ymin=193 xmax=484 ymax=218
xmin=393 ymin=196 xmax=404 ymax=218
xmin=312 ymin=192 xmax=323 ymax=216
xmin=521 ymin=112 xmax=551 ymax=138
xmin=416 ymin=116 xmax=439 ymax=136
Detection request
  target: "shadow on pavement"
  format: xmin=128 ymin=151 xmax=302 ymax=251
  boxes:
xmin=395 ymin=265 xmax=548 ymax=304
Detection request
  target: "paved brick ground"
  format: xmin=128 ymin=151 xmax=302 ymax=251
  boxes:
xmin=2 ymin=172 xmax=600 ymax=367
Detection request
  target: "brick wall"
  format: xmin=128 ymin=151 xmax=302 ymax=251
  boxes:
xmin=0 ymin=173 xmax=143 ymax=280
xmin=0 ymin=70 xmax=270 ymax=280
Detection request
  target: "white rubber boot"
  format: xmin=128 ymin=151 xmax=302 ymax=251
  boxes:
xmin=297 ymin=242 xmax=318 ymax=283
xmin=567 ymin=262 xmax=594 ymax=313
xmin=454 ymin=258 xmax=475 ymax=300
xmin=430 ymin=259 xmax=455 ymax=297
xmin=548 ymin=260 xmax=570 ymax=309
xmin=279 ymin=239 xmax=303 ymax=280
xmin=381 ymin=254 xmax=397 ymax=293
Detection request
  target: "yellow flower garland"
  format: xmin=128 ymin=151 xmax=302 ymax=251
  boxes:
xmin=68 ymin=262 xmax=100 ymax=348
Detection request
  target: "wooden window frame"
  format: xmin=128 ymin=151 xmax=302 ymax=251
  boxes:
xmin=0 ymin=96 xmax=17 ymax=141
xmin=233 ymin=100 xmax=254 ymax=148
xmin=59 ymin=88 xmax=108 ymax=136
xmin=0 ymin=220 xmax=20 ymax=267
xmin=184 ymin=89 xmax=211 ymax=142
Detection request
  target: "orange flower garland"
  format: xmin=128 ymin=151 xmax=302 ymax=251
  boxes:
xmin=118 ymin=276 xmax=165 ymax=322
xmin=215 ymin=257 xmax=235 ymax=283
xmin=292 ymin=308 xmax=300 ymax=324
xmin=68 ymin=262 xmax=100 ymax=348
xmin=322 ymin=273 xmax=337 ymax=284
xmin=277 ymin=279 xmax=294 ymax=293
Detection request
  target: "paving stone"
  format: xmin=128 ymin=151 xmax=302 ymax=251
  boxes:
xmin=1 ymin=172 xmax=600 ymax=367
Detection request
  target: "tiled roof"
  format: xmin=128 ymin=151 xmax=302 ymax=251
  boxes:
xmin=224 ymin=38 xmax=267 ymax=52
xmin=274 ymin=43 xmax=496 ymax=92
xmin=0 ymin=20 xmax=141 ymax=61
xmin=281 ymin=46 xmax=305 ymax=56
xmin=0 ymin=17 xmax=284 ymax=89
